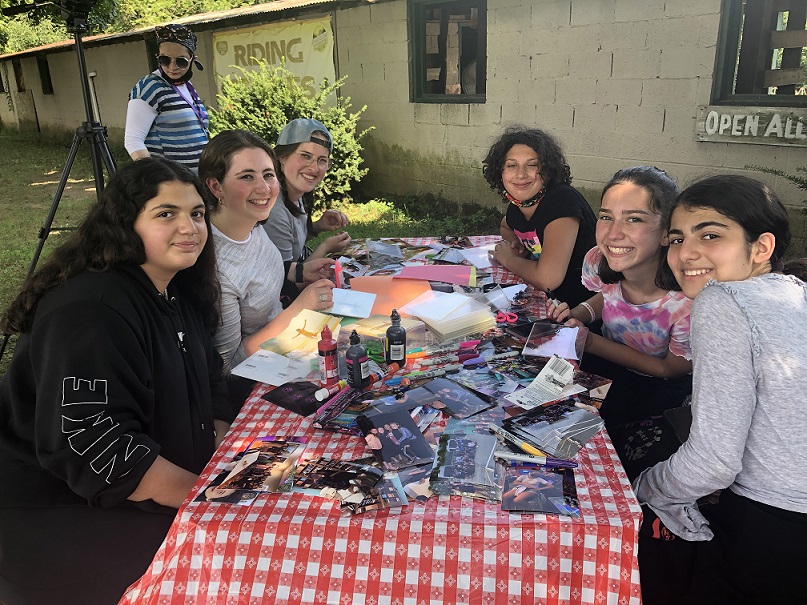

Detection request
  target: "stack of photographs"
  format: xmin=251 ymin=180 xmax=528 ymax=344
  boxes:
xmin=419 ymin=377 xmax=497 ymax=418
xmin=292 ymin=456 xmax=407 ymax=515
xmin=501 ymin=466 xmax=580 ymax=517
xmin=429 ymin=432 xmax=505 ymax=502
xmin=501 ymin=399 xmax=604 ymax=460
xmin=395 ymin=464 xmax=435 ymax=503
xmin=195 ymin=436 xmax=307 ymax=506
xmin=356 ymin=408 xmax=436 ymax=472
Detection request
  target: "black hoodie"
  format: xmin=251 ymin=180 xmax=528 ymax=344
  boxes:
xmin=0 ymin=263 xmax=233 ymax=511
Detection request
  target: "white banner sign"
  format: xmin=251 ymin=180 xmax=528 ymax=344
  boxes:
xmin=213 ymin=17 xmax=335 ymax=98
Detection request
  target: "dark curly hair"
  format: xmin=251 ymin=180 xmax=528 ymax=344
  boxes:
xmin=1 ymin=158 xmax=220 ymax=334
xmin=482 ymin=126 xmax=572 ymax=196
xmin=198 ymin=129 xmax=277 ymax=225
xmin=596 ymin=166 xmax=681 ymax=291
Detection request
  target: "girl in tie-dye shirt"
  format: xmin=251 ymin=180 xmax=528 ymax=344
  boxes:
xmin=550 ymin=167 xmax=692 ymax=432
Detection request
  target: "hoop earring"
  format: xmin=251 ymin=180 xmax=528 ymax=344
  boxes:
xmin=218 ymin=197 xmax=225 ymax=207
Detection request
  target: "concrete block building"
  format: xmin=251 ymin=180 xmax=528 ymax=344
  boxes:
xmin=2 ymin=0 xmax=806 ymax=252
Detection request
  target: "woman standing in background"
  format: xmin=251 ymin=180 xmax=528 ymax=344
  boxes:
xmin=125 ymin=24 xmax=209 ymax=173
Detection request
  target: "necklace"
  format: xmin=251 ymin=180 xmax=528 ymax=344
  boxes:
xmin=504 ymin=188 xmax=546 ymax=209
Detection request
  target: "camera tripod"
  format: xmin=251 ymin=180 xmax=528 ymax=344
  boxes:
xmin=0 ymin=2 xmax=116 ymax=362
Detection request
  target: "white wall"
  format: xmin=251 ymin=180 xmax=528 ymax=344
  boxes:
xmin=337 ymin=0 xmax=807 ymax=228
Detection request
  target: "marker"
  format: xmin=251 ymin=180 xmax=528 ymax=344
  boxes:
xmin=400 ymin=363 xmax=463 ymax=382
xmin=406 ymin=340 xmax=481 ymax=358
xmin=333 ymin=259 xmax=344 ymax=289
xmin=488 ymin=424 xmax=546 ymax=457
xmin=383 ymin=376 xmax=411 ymax=387
xmin=366 ymin=362 xmax=401 ymax=387
xmin=314 ymin=379 xmax=347 ymax=401
xmin=418 ymin=351 xmax=478 ymax=366
xmin=462 ymin=350 xmax=520 ymax=366
xmin=495 ymin=450 xmax=578 ymax=469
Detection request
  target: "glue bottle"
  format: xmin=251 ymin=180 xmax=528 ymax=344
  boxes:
xmin=385 ymin=309 xmax=407 ymax=365
xmin=345 ymin=330 xmax=371 ymax=389
xmin=318 ymin=324 xmax=338 ymax=387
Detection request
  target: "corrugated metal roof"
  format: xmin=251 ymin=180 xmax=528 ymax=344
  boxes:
xmin=0 ymin=0 xmax=344 ymax=59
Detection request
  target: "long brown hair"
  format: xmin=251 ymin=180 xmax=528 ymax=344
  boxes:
xmin=2 ymin=158 xmax=220 ymax=334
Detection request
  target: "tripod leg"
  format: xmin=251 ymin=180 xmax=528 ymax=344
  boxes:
xmin=96 ymin=133 xmax=117 ymax=177
xmin=27 ymin=128 xmax=83 ymax=276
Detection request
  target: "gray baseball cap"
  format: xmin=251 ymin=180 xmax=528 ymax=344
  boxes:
xmin=276 ymin=118 xmax=333 ymax=152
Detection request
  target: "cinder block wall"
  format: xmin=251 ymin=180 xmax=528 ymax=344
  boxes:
xmin=338 ymin=0 xmax=807 ymax=256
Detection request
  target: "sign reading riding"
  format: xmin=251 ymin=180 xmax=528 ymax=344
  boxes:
xmin=212 ymin=17 xmax=336 ymax=99
xmin=696 ymin=106 xmax=807 ymax=147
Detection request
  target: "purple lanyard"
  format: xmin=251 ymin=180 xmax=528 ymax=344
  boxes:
xmin=171 ymin=81 xmax=208 ymax=137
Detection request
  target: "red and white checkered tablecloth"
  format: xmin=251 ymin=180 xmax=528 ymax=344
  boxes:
xmin=120 ymin=390 xmax=643 ymax=605
xmin=120 ymin=234 xmax=641 ymax=605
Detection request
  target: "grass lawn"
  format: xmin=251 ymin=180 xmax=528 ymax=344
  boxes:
xmin=0 ymin=129 xmax=503 ymax=371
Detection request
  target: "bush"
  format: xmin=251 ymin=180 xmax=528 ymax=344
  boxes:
xmin=210 ymin=62 xmax=372 ymax=210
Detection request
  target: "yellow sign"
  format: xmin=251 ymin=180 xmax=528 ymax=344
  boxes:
xmin=213 ymin=17 xmax=335 ymax=98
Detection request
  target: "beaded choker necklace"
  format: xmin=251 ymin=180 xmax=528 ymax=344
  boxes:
xmin=504 ymin=188 xmax=546 ymax=209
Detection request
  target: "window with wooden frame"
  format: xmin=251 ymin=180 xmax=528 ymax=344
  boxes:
xmin=713 ymin=0 xmax=807 ymax=106
xmin=409 ymin=0 xmax=486 ymax=103
xmin=12 ymin=58 xmax=25 ymax=92
xmin=37 ymin=55 xmax=54 ymax=95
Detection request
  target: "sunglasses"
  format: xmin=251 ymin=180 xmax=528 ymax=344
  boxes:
xmin=157 ymin=55 xmax=191 ymax=69
xmin=155 ymin=25 xmax=193 ymax=41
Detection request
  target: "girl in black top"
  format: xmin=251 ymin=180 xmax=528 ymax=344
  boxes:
xmin=0 ymin=158 xmax=233 ymax=605
xmin=483 ymin=126 xmax=597 ymax=307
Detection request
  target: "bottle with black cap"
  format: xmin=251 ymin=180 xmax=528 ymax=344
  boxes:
xmin=385 ymin=309 xmax=406 ymax=365
xmin=345 ymin=330 xmax=370 ymax=388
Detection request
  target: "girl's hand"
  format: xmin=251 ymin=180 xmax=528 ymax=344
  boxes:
xmin=302 ymin=258 xmax=335 ymax=285
xmin=547 ymin=299 xmax=584 ymax=328
xmin=314 ymin=210 xmax=349 ymax=233
xmin=490 ymin=239 xmax=524 ymax=265
xmin=294 ymin=279 xmax=335 ymax=313
xmin=316 ymin=231 xmax=351 ymax=256
xmin=548 ymin=299 xmax=572 ymax=323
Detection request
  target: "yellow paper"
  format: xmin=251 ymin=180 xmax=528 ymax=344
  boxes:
xmin=260 ymin=309 xmax=342 ymax=355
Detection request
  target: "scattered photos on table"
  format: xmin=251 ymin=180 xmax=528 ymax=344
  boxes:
xmin=356 ymin=408 xmax=436 ymax=472
xmin=503 ymin=399 xmax=604 ymax=460
xmin=501 ymin=466 xmax=580 ymax=517
xmin=429 ymin=432 xmax=505 ymax=502
xmin=195 ymin=436 xmax=306 ymax=505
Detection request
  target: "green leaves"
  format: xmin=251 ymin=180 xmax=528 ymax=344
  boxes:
xmin=210 ymin=61 xmax=372 ymax=210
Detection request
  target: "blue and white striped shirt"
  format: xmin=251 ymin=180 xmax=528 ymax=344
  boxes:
xmin=129 ymin=73 xmax=209 ymax=173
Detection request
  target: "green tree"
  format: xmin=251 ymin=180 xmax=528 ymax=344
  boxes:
xmin=0 ymin=14 xmax=65 ymax=53
xmin=210 ymin=61 xmax=372 ymax=209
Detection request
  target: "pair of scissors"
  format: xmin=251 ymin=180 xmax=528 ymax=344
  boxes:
xmin=495 ymin=310 xmax=518 ymax=325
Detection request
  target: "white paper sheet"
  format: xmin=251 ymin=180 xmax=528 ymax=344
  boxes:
xmin=231 ymin=349 xmax=316 ymax=386
xmin=329 ymin=288 xmax=376 ymax=318
xmin=459 ymin=244 xmax=496 ymax=269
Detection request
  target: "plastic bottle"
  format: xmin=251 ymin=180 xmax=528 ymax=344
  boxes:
xmin=385 ymin=309 xmax=407 ymax=365
xmin=345 ymin=330 xmax=371 ymax=389
xmin=318 ymin=324 xmax=338 ymax=387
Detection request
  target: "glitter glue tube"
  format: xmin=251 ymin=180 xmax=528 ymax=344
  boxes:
xmin=367 ymin=362 xmax=401 ymax=387
xmin=314 ymin=379 xmax=348 ymax=402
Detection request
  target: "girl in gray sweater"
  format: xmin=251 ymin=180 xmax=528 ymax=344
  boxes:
xmin=633 ymin=175 xmax=807 ymax=604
